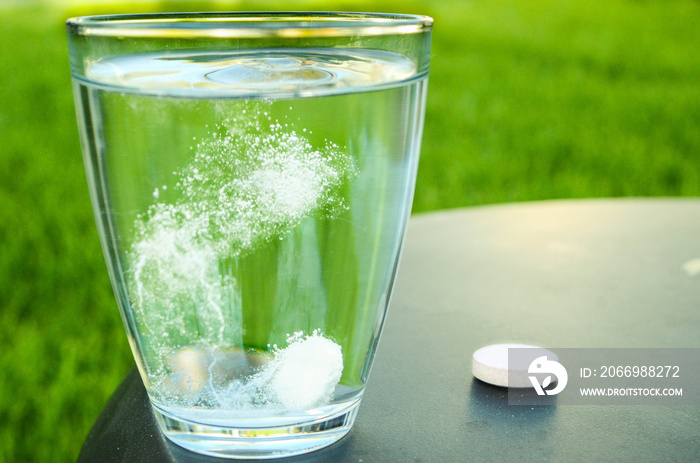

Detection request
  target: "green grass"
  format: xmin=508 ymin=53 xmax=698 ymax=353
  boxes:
xmin=0 ymin=0 xmax=699 ymax=461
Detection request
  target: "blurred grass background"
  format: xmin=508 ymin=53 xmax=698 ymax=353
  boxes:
xmin=0 ymin=0 xmax=698 ymax=461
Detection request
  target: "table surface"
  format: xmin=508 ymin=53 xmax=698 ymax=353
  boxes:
xmin=78 ymin=198 xmax=700 ymax=463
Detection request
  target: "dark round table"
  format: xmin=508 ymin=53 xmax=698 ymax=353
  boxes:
xmin=79 ymin=199 xmax=700 ymax=462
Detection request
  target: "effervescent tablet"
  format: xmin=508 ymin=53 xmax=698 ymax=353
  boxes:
xmin=472 ymin=343 xmax=558 ymax=388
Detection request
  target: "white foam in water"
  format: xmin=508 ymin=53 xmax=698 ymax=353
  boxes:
xmin=130 ymin=203 xmax=233 ymax=343
xmin=127 ymin=103 xmax=353 ymax=409
xmin=176 ymin=116 xmax=353 ymax=255
xmin=128 ymin=104 xmax=354 ymax=323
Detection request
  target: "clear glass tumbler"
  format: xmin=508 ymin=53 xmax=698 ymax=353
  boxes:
xmin=67 ymin=12 xmax=431 ymax=459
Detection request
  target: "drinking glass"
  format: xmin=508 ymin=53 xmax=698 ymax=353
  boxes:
xmin=67 ymin=12 xmax=432 ymax=459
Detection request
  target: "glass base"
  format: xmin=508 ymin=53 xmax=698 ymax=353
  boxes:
xmin=152 ymin=400 xmax=360 ymax=459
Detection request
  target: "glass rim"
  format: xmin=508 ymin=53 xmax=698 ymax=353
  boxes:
xmin=66 ymin=11 xmax=433 ymax=39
